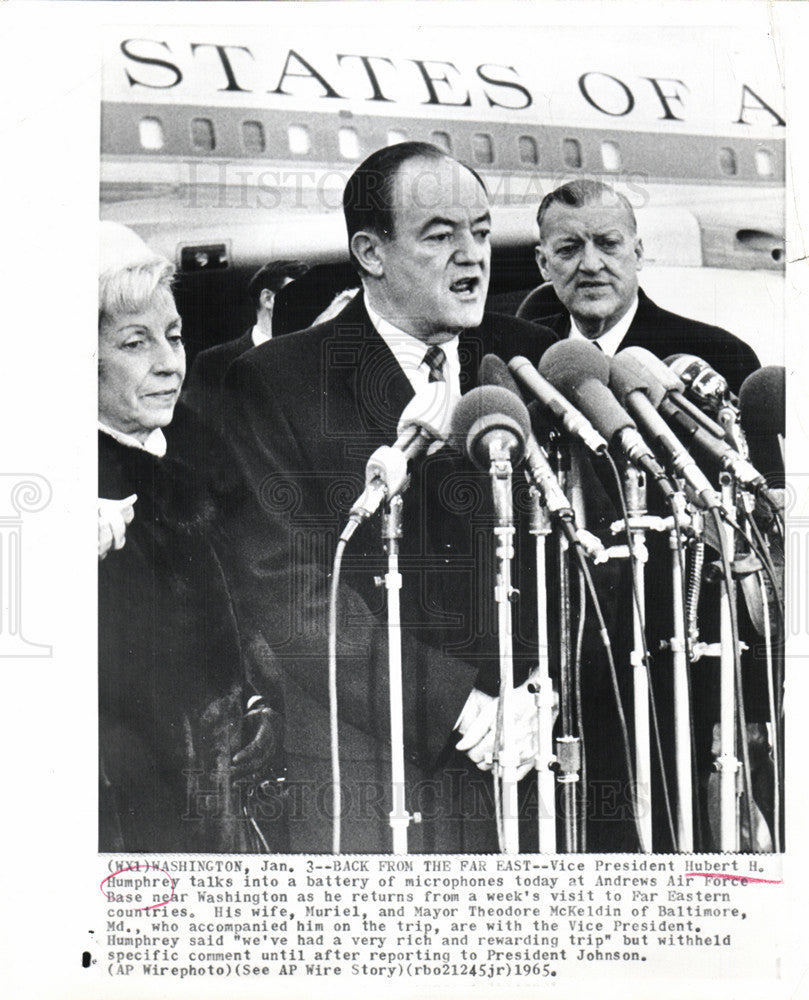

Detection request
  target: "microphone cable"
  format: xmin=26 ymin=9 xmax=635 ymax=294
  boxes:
xmin=574 ymin=564 xmax=588 ymax=852
xmin=327 ymin=536 xmax=348 ymax=854
xmin=709 ymin=505 xmax=757 ymax=847
xmin=602 ymin=449 xmax=678 ymax=850
xmin=757 ymin=565 xmax=781 ymax=852
xmin=568 ymin=530 xmax=645 ymax=852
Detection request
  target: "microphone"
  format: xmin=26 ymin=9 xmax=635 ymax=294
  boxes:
xmin=343 ymin=382 xmax=455 ymax=539
xmin=666 ymin=354 xmax=738 ymax=417
xmin=536 ymin=340 xmax=674 ymax=499
xmin=617 ymin=354 xmax=774 ymax=500
xmin=450 ymin=385 xmax=530 ymax=471
xmin=480 ymin=355 xmax=576 ymax=519
xmin=508 ymin=355 xmax=608 ymax=454
xmin=620 ymin=346 xmax=726 ymax=439
xmin=609 ymin=354 xmax=719 ymax=509
xmin=740 ymin=366 xmax=785 ymax=438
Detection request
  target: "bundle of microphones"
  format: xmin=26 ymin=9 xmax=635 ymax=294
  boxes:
xmin=333 ymin=342 xmax=785 ymax=854
xmin=344 ymin=344 xmax=783 ymax=531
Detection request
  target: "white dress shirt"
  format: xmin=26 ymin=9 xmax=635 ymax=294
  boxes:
xmin=364 ymin=296 xmax=461 ymax=399
xmin=251 ymin=323 xmax=270 ymax=348
xmin=568 ymin=296 xmax=639 ymax=357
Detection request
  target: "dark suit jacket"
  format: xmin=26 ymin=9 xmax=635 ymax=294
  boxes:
xmin=221 ymin=294 xmax=557 ymax=852
xmin=183 ymin=329 xmax=255 ymax=428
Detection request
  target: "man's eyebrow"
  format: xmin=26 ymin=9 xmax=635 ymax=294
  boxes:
xmin=418 ymin=211 xmax=491 ymax=237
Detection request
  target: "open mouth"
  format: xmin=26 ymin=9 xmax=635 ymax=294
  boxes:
xmin=450 ymin=277 xmax=480 ymax=297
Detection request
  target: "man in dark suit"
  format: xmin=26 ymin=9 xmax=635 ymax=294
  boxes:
xmin=527 ymin=180 xmax=774 ymax=851
xmin=222 ymin=142 xmax=558 ymax=853
xmin=183 ymin=259 xmax=309 ymax=428
xmin=525 ymin=179 xmax=760 ymax=393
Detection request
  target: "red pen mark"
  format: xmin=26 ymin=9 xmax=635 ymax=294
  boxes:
xmin=100 ymin=863 xmax=176 ymax=911
xmin=684 ymin=872 xmax=782 ymax=885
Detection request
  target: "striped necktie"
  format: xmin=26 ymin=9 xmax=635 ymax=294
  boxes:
xmin=422 ymin=345 xmax=447 ymax=383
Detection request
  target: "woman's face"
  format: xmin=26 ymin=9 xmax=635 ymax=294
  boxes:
xmin=99 ymin=288 xmax=185 ymax=442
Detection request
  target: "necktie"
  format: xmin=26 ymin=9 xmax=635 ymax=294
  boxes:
xmin=422 ymin=345 xmax=447 ymax=383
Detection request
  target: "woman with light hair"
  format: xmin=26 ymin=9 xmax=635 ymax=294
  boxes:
xmin=98 ymin=222 xmax=284 ymax=852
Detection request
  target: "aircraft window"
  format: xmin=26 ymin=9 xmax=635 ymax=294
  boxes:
xmin=288 ymin=125 xmax=310 ymax=155
xmin=242 ymin=121 xmax=266 ymax=155
xmin=755 ymin=147 xmax=774 ymax=177
xmin=387 ymin=129 xmax=407 ymax=146
xmin=719 ymin=147 xmax=738 ymax=176
xmin=601 ymin=140 xmax=621 ymax=172
xmin=338 ymin=127 xmax=360 ymax=159
xmin=430 ymin=131 xmax=452 ymax=153
xmin=138 ymin=117 xmax=164 ymax=151
xmin=191 ymin=118 xmax=215 ymax=152
xmin=519 ymin=135 xmax=538 ymax=165
xmin=473 ymin=133 xmax=494 ymax=165
xmin=563 ymin=138 xmax=582 ymax=169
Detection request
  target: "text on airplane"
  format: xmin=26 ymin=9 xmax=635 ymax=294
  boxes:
xmin=118 ymin=39 xmax=785 ymax=128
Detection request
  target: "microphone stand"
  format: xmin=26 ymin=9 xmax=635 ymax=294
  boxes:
xmin=622 ymin=464 xmax=653 ymax=854
xmin=717 ymin=472 xmax=741 ymax=852
xmin=381 ymin=494 xmax=420 ymax=853
xmin=667 ymin=491 xmax=694 ymax=851
xmin=527 ymin=486 xmax=556 ymax=853
xmin=489 ymin=440 xmax=520 ymax=854
xmin=551 ymin=438 xmax=580 ymax=853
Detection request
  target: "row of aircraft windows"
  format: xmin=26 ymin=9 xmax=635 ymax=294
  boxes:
xmin=136 ymin=115 xmax=777 ymax=179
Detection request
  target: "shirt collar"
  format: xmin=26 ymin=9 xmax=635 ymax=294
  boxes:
xmin=99 ymin=422 xmax=167 ymax=457
xmin=364 ymin=295 xmax=460 ymax=396
xmin=251 ymin=323 xmax=270 ymax=347
xmin=568 ymin=296 xmax=639 ymax=357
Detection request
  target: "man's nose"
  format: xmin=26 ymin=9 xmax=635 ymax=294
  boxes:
xmin=453 ymin=228 xmax=487 ymax=266
xmin=579 ymin=240 xmax=604 ymax=273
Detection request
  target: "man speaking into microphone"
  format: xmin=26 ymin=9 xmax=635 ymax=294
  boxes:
xmin=222 ymin=142 xmax=557 ymax=853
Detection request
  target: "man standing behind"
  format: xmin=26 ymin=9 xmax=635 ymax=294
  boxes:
xmin=527 ymin=179 xmax=759 ymax=392
xmin=183 ymin=259 xmax=309 ymax=426
xmin=222 ymin=142 xmax=557 ymax=853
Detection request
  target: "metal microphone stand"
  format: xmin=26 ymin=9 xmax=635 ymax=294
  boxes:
xmin=527 ymin=486 xmax=556 ymax=852
xmin=667 ymin=491 xmax=694 ymax=851
xmin=717 ymin=472 xmax=740 ymax=851
xmin=550 ymin=438 xmax=580 ymax=853
xmin=489 ymin=441 xmax=520 ymax=854
xmin=622 ymin=465 xmax=653 ymax=854
xmin=381 ymin=494 xmax=420 ymax=853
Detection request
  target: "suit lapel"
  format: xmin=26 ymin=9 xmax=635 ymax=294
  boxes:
xmin=326 ymin=295 xmax=414 ymax=448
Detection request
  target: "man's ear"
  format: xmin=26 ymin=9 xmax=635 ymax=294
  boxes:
xmin=535 ymin=244 xmax=550 ymax=281
xmin=351 ymin=231 xmax=384 ymax=278
xmin=259 ymin=287 xmax=275 ymax=311
xmin=634 ymin=237 xmax=644 ymax=272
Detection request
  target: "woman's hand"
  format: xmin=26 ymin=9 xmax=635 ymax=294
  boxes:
xmin=98 ymin=494 xmax=137 ymax=560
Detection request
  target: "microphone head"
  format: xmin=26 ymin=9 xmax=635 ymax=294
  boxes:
xmin=666 ymin=354 xmax=731 ymax=412
xmin=538 ymin=339 xmax=634 ymax=442
xmin=396 ymin=381 xmax=456 ymax=442
xmin=739 ymin=366 xmax=785 ymax=436
xmin=621 ymin=346 xmax=684 ymax=393
xmin=538 ymin=339 xmax=610 ymax=395
xmin=451 ymin=386 xmax=530 ymax=470
xmin=609 ymin=353 xmax=667 ymax=409
xmin=480 ymin=353 xmax=555 ymax=442
xmin=479 ymin=354 xmax=525 ymax=399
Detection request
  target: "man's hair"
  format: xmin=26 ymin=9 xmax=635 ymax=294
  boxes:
xmin=537 ymin=179 xmax=637 ymax=237
xmin=248 ymin=259 xmax=309 ymax=310
xmin=342 ymin=141 xmax=486 ymax=275
xmin=98 ymin=258 xmax=175 ymax=328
